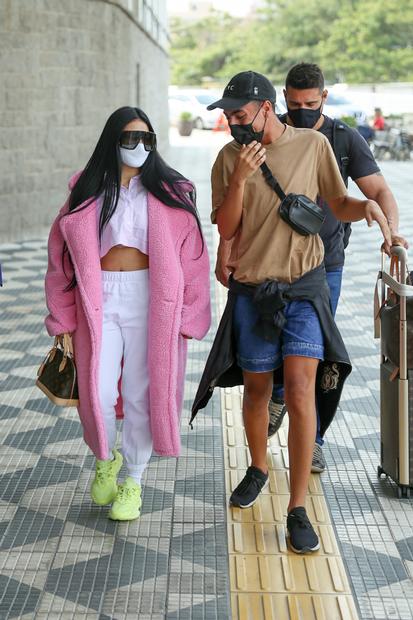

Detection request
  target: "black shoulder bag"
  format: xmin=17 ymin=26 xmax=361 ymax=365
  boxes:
xmin=260 ymin=162 xmax=325 ymax=236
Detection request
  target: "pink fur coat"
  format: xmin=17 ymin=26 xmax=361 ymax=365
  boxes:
xmin=44 ymin=174 xmax=211 ymax=458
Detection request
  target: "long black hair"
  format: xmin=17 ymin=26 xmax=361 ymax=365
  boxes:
xmin=63 ymin=106 xmax=203 ymax=289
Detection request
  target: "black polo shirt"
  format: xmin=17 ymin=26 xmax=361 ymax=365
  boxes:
xmin=318 ymin=116 xmax=380 ymax=269
xmin=280 ymin=113 xmax=380 ymax=270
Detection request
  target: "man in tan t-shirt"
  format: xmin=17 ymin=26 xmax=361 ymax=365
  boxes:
xmin=207 ymin=70 xmax=390 ymax=553
xmin=211 ymin=123 xmax=346 ymax=284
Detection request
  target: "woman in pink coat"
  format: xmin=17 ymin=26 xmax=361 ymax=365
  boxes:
xmin=45 ymin=106 xmax=211 ymax=521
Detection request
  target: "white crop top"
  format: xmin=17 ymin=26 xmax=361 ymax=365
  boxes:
xmin=98 ymin=175 xmax=148 ymax=257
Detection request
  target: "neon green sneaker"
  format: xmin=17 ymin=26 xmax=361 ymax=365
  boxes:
xmin=108 ymin=477 xmax=142 ymax=521
xmin=90 ymin=449 xmax=123 ymax=506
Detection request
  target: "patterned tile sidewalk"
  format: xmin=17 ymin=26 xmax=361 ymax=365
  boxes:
xmin=0 ymin=132 xmax=231 ymax=620
xmin=324 ymin=160 xmax=413 ymax=620
xmin=0 ymin=125 xmax=412 ymax=620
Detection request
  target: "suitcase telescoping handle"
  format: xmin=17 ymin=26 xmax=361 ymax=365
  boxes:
xmin=376 ymin=246 xmax=411 ymax=340
xmin=381 ymin=246 xmax=411 ymax=378
xmin=380 ymin=246 xmax=413 ymax=487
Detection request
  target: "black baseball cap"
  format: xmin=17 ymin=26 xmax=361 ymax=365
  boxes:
xmin=206 ymin=71 xmax=277 ymax=110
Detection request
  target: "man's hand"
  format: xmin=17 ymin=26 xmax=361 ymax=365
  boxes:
xmin=215 ymin=238 xmax=233 ymax=287
xmin=381 ymin=233 xmax=409 ymax=256
xmin=233 ymin=141 xmax=266 ymax=183
xmin=215 ymin=260 xmax=232 ymax=288
xmin=216 ymin=141 xmax=266 ymax=240
xmin=364 ymin=200 xmax=392 ymax=252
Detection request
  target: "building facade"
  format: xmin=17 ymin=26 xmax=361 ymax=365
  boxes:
xmin=0 ymin=0 xmax=169 ymax=241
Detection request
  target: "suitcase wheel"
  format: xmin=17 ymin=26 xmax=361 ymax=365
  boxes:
xmin=397 ymin=486 xmax=411 ymax=499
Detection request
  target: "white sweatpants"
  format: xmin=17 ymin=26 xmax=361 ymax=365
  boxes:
xmin=98 ymin=269 xmax=152 ymax=484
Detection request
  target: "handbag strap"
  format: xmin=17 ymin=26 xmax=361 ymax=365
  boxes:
xmin=55 ymin=334 xmax=75 ymax=358
xmin=260 ymin=162 xmax=286 ymax=201
xmin=63 ymin=333 xmax=74 ymax=357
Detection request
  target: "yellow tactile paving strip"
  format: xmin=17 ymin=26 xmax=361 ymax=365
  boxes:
xmin=216 ymin=283 xmax=360 ymax=620
xmin=222 ymin=392 xmax=360 ymax=619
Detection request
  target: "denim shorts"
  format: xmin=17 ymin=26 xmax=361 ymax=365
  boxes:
xmin=233 ymin=294 xmax=324 ymax=372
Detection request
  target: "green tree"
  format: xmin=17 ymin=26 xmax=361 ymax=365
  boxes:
xmin=258 ymin=0 xmax=343 ymax=82
xmin=318 ymin=0 xmax=413 ymax=82
xmin=169 ymin=0 xmax=413 ymax=86
xmin=169 ymin=12 xmax=242 ymax=85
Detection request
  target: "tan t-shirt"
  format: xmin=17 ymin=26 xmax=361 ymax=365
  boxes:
xmin=211 ymin=125 xmax=347 ymax=284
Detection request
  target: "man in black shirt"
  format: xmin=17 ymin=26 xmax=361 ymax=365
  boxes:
xmin=215 ymin=63 xmax=408 ymax=472
xmin=280 ymin=63 xmax=402 ymax=294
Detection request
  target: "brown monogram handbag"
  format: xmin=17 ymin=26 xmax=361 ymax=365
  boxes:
xmin=36 ymin=333 xmax=79 ymax=406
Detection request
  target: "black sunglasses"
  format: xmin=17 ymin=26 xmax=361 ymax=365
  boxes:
xmin=119 ymin=130 xmax=157 ymax=152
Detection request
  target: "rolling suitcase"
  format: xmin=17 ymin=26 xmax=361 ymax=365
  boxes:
xmin=375 ymin=246 xmax=413 ymax=498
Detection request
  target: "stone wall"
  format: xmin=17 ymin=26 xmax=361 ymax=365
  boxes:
xmin=0 ymin=0 xmax=169 ymax=242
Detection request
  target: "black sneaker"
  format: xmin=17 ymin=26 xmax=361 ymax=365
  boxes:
xmin=230 ymin=466 xmax=269 ymax=508
xmin=268 ymin=398 xmax=287 ymax=438
xmin=287 ymin=506 xmax=320 ymax=554
xmin=311 ymin=442 xmax=326 ymax=473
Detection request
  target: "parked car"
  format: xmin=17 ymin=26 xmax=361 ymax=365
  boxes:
xmin=323 ymin=91 xmax=365 ymax=122
xmin=169 ymin=87 xmax=287 ymax=129
xmin=168 ymin=89 xmax=222 ymax=129
xmin=279 ymin=90 xmax=365 ymax=123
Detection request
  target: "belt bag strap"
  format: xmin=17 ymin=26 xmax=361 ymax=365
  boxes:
xmin=260 ymin=162 xmax=325 ymax=236
xmin=260 ymin=162 xmax=286 ymax=201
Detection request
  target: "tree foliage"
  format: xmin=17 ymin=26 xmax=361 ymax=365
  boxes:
xmin=169 ymin=0 xmax=413 ymax=85
xmin=318 ymin=0 xmax=413 ymax=82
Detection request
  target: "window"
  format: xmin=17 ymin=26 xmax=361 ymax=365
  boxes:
xmin=137 ymin=0 xmax=168 ymax=48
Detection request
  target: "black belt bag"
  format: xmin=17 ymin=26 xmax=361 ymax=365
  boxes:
xmin=261 ymin=162 xmax=325 ymax=236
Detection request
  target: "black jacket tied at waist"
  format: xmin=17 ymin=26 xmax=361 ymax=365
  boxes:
xmin=191 ymin=264 xmax=352 ymax=438
xmin=230 ymin=264 xmax=334 ymax=343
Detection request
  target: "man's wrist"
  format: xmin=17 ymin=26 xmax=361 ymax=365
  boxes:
xmin=230 ymin=173 xmax=246 ymax=189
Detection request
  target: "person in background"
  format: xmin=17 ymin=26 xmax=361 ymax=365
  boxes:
xmin=356 ymin=112 xmax=375 ymax=144
xmin=372 ymin=107 xmax=386 ymax=131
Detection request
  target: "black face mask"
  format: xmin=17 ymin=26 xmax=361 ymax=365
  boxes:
xmin=287 ymin=105 xmax=322 ymax=129
xmin=229 ymin=104 xmax=267 ymax=145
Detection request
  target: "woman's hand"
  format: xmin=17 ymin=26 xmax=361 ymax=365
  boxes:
xmin=232 ymin=141 xmax=266 ymax=184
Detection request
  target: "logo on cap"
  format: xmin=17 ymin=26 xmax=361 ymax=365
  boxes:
xmin=227 ymin=84 xmax=235 ymax=91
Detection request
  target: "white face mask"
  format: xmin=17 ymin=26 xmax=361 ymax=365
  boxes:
xmin=120 ymin=142 xmax=150 ymax=168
